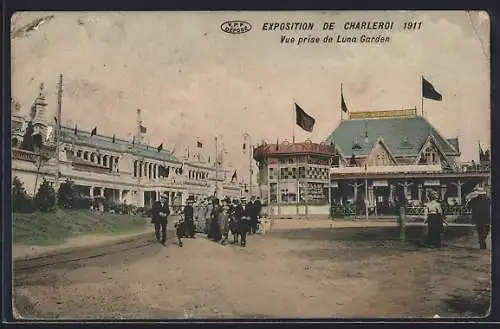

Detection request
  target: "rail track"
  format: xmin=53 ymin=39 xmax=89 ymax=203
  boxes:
xmin=14 ymin=229 xmax=176 ymax=273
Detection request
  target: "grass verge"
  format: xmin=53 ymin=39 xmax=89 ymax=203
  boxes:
xmin=13 ymin=209 xmax=148 ymax=246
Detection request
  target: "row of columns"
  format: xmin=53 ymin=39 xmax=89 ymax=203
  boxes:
xmin=72 ymin=149 xmax=119 ymax=172
xmin=345 ymin=179 xmax=467 ymax=205
xmin=133 ymin=161 xmax=210 ymax=181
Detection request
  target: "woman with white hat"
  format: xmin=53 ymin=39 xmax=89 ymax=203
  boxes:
xmin=424 ymin=189 xmax=444 ymax=248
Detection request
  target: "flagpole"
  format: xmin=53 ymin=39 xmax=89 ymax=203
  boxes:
xmin=136 ymin=109 xmax=142 ymax=206
xmin=365 ymin=163 xmax=368 ymax=221
xmin=54 ymin=73 xmax=63 ymax=208
xmin=421 ymin=76 xmax=424 ymax=117
xmin=341 ymin=83 xmax=344 ymax=121
xmin=293 ymin=103 xmax=296 ymax=144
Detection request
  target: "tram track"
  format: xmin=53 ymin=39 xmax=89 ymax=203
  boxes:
xmin=14 ymin=229 xmax=176 ymax=273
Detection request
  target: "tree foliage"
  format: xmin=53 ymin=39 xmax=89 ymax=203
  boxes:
xmin=34 ymin=178 xmax=56 ymax=212
xmin=57 ymin=179 xmax=76 ymax=209
xmin=20 ymin=121 xmax=35 ymax=152
xmin=12 ymin=176 xmax=34 ymax=213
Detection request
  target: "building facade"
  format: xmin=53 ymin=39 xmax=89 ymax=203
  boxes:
xmin=11 ymin=85 xmax=241 ymax=209
xmin=254 ymin=108 xmax=490 ymax=218
xmin=253 ymin=140 xmax=336 ymax=217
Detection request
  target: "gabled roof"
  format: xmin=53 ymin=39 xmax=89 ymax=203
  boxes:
xmin=325 ymin=116 xmax=460 ymax=158
xmin=60 ymin=126 xmax=178 ymax=162
xmin=446 ymin=138 xmax=460 ymax=153
xmin=364 ymin=137 xmax=398 ymax=165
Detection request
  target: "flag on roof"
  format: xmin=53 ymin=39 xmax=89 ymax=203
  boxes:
xmin=341 ymin=91 xmax=348 ymax=113
xmin=295 ymin=103 xmax=315 ymax=132
xmin=422 ymin=77 xmax=442 ymax=101
xmin=91 ymin=127 xmax=97 ymax=137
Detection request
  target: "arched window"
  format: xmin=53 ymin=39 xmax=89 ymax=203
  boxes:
xmin=133 ymin=160 xmax=138 ymax=177
xmin=84 ymin=151 xmax=89 ymax=160
xmin=77 ymin=150 xmax=82 ymax=158
xmin=103 ymin=155 xmax=108 ymax=167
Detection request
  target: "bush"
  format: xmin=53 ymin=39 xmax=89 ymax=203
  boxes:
xmin=34 ymin=178 xmax=56 ymax=212
xmin=73 ymin=195 xmax=91 ymax=210
xmin=12 ymin=176 xmax=35 ymax=213
xmin=57 ymin=179 xmax=76 ymax=209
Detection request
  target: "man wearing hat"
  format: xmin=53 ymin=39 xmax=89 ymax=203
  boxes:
xmin=240 ymin=196 xmax=251 ymax=246
xmin=182 ymin=196 xmax=196 ymax=238
xmin=466 ymin=186 xmax=491 ymax=250
xmin=151 ymin=192 xmax=170 ymax=245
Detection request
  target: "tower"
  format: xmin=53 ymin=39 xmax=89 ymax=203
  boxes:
xmin=11 ymin=99 xmax=26 ymax=148
xmin=31 ymin=83 xmax=49 ymax=144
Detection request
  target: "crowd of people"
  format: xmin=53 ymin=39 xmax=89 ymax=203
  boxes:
xmin=150 ymin=192 xmax=263 ymax=247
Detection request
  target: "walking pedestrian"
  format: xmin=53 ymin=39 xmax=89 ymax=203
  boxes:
xmin=424 ymin=190 xmax=444 ymax=248
xmin=183 ymin=196 xmax=196 ymax=238
xmin=466 ymin=186 xmax=491 ymax=250
xmin=151 ymin=192 xmax=170 ymax=245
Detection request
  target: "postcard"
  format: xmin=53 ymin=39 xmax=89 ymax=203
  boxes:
xmin=11 ymin=10 xmax=491 ymax=319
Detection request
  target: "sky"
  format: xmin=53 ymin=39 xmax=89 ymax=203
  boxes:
xmin=11 ymin=11 xmax=490 ymax=180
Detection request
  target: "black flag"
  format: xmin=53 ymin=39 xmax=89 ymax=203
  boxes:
xmin=231 ymin=170 xmax=237 ymax=182
xmin=132 ymin=136 xmax=135 ymax=146
xmin=422 ymin=77 xmax=442 ymax=101
xmin=341 ymin=92 xmax=349 ymax=113
xmin=295 ymin=103 xmax=315 ymax=132
xmin=112 ymin=134 xmax=116 ymax=143
xmin=74 ymin=124 xmax=78 ymax=135
xmin=140 ymin=125 xmax=147 ymax=133
xmin=91 ymin=127 xmax=97 ymax=137
xmin=197 ymin=141 xmax=203 ymax=148
xmin=157 ymin=143 xmax=163 ymax=152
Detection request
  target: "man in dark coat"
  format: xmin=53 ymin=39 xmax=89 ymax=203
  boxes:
xmin=468 ymin=187 xmax=491 ymax=250
xmin=151 ymin=192 xmax=170 ymax=245
xmin=240 ymin=196 xmax=252 ymax=245
xmin=183 ymin=196 xmax=196 ymax=238
xmin=246 ymin=197 xmax=255 ymax=235
xmin=253 ymin=196 xmax=262 ymax=232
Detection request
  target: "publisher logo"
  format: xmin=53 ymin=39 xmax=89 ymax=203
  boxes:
xmin=220 ymin=21 xmax=252 ymax=34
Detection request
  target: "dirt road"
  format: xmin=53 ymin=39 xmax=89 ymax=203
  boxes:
xmin=13 ymin=222 xmax=491 ymax=319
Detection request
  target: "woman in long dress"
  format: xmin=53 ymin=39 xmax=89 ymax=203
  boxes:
xmin=209 ymin=199 xmax=222 ymax=241
xmin=424 ymin=190 xmax=444 ymax=248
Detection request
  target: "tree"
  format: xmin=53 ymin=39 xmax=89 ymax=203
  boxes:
xmin=12 ymin=176 xmax=34 ymax=213
xmin=34 ymin=178 xmax=56 ymax=212
xmin=57 ymin=179 xmax=76 ymax=209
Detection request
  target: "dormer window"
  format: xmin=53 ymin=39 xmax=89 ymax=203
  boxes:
xmin=352 ymin=142 xmax=362 ymax=150
xmin=400 ymin=137 xmax=413 ymax=149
